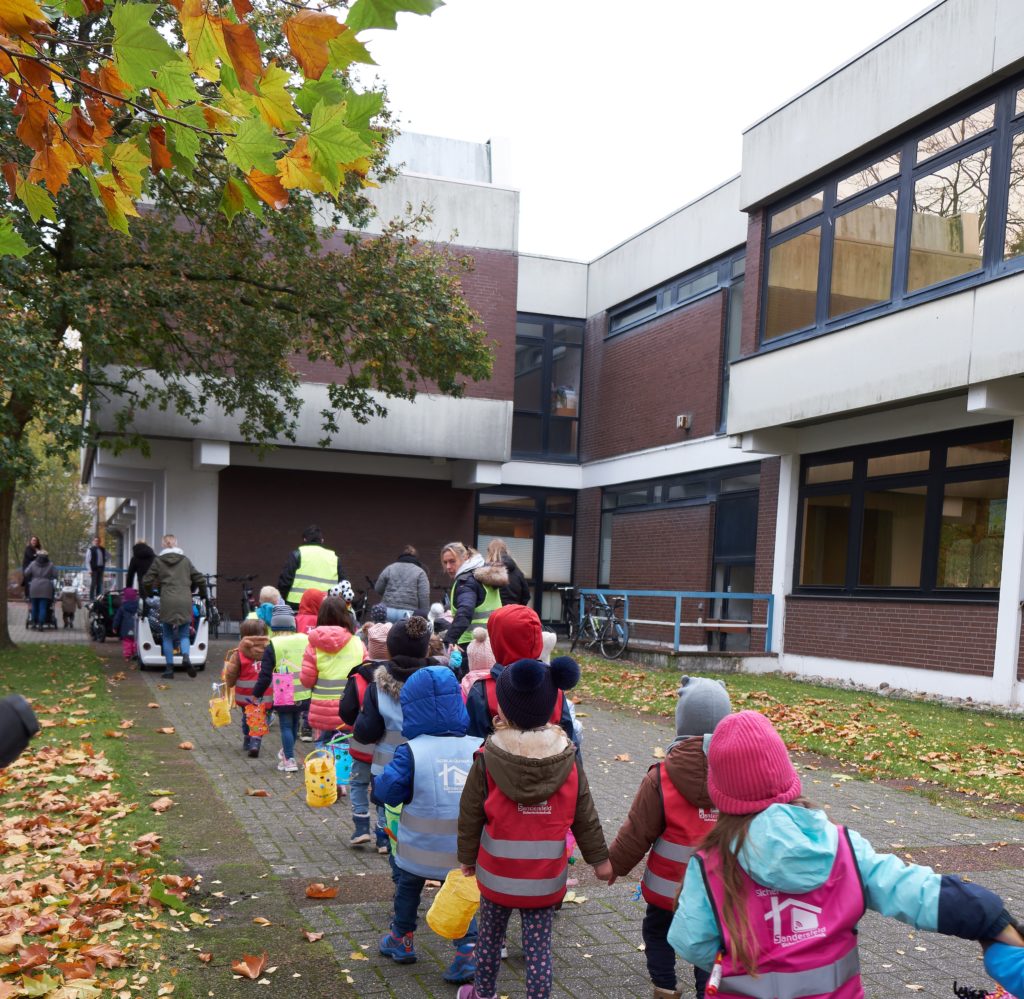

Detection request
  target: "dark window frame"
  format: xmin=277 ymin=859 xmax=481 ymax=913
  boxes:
xmin=794 ymin=422 xmax=1012 ymax=601
xmin=760 ymin=79 xmax=1024 ymax=349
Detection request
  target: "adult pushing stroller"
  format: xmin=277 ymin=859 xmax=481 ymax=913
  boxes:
xmin=88 ymin=591 xmax=121 ymax=642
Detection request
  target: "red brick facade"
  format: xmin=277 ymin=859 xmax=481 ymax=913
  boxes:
xmin=784 ymin=597 xmax=998 ymax=677
xmin=572 ymin=487 xmax=602 ymax=588
xmin=216 ymin=465 xmax=474 ymax=613
xmin=579 ymin=294 xmax=726 ymax=462
xmin=739 ymin=209 xmax=766 ymax=359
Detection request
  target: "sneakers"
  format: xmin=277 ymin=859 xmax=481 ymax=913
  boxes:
xmin=283 ymin=758 xmax=298 ymax=773
xmin=183 ymin=655 xmax=197 ymax=678
xmin=379 ymin=930 xmax=416 ymax=964
xmin=299 ymin=722 xmax=313 ymax=743
xmin=277 ymin=749 xmax=287 ymax=771
xmin=457 ymin=988 xmax=495 ymax=999
xmin=443 ymin=945 xmax=476 ymax=984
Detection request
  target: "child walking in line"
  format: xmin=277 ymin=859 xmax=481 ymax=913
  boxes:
xmin=223 ymin=618 xmax=271 ymax=757
xmin=353 ymin=615 xmax=432 ymax=854
xmin=607 ymin=677 xmax=732 ymax=999
xmin=666 ymin=711 xmax=1024 ymax=998
xmin=339 ymin=610 xmax=391 ymax=847
xmin=251 ymin=603 xmax=309 ymax=773
xmin=295 ymin=587 xmax=325 ymax=634
xmin=112 ymin=587 xmax=139 ymax=660
xmin=374 ymin=665 xmax=483 ymax=984
xmin=460 ymin=627 xmax=493 ymax=697
xmin=59 ymin=579 xmax=81 ymax=630
xmin=457 ymin=656 xmax=612 ymax=999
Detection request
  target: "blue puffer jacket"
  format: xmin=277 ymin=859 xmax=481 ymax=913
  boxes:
xmin=668 ymin=803 xmax=1013 ymax=972
xmin=371 ymin=665 xmax=468 ymax=806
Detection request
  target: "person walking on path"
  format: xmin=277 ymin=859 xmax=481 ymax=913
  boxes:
xmin=607 ymin=677 xmax=732 ymax=999
xmin=484 ymin=539 xmax=531 ymax=607
xmin=21 ymin=535 xmax=40 ymax=601
xmin=87 ymin=535 xmax=107 ymax=599
xmin=224 ymin=618 xmax=272 ymax=756
xmin=299 ymin=596 xmax=363 ymax=746
xmin=111 ymin=587 xmax=140 ymax=661
xmin=23 ymin=550 xmax=57 ymax=629
xmin=142 ymin=534 xmax=206 ymax=679
xmin=374 ymin=665 xmax=483 ymax=984
xmin=59 ymin=578 xmax=81 ymax=629
xmin=457 ymin=656 xmax=612 ymax=999
xmin=125 ymin=540 xmax=155 ymax=589
xmin=665 ymin=710 xmax=1024 ymax=997
xmin=440 ymin=542 xmax=507 ymax=661
xmin=251 ymin=603 xmax=310 ymax=773
xmin=374 ymin=546 xmax=430 ymax=622
xmin=278 ymin=525 xmax=345 ymax=609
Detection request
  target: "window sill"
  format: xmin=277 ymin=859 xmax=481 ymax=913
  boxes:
xmin=788 ymin=590 xmax=999 ymax=605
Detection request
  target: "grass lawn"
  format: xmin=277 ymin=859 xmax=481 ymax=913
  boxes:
xmin=573 ymin=653 xmax=1024 ymax=812
xmin=0 ymin=644 xmax=199 ymax=997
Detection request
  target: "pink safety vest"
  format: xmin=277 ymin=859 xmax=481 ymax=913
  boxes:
xmin=700 ymin=825 xmax=866 ymax=999
xmin=640 ymin=763 xmax=717 ymax=910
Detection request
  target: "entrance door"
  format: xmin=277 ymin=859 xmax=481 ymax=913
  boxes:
xmin=711 ymin=491 xmax=758 ymax=651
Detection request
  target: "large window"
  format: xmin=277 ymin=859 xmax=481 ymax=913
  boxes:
xmin=762 ymin=78 xmax=1024 ymax=345
xmin=795 ymin=425 xmax=1011 ymax=598
xmin=512 ymin=315 xmax=583 ymax=460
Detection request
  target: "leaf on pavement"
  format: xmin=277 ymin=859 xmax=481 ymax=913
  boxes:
xmin=197 ymin=951 xmax=213 ymax=963
xmin=245 ymin=788 xmax=270 ymax=797
xmin=230 ymin=953 xmax=268 ymax=980
xmin=614 ymin=753 xmax=632 ymax=762
xmin=178 ymin=741 xmax=194 ymax=750
xmin=302 ymin=931 xmax=323 ymax=942
xmin=252 ymin=917 xmax=272 ymax=926
xmin=147 ymin=703 xmax=160 ymax=709
xmin=150 ymin=796 xmax=174 ymax=813
xmin=304 ymin=883 xmax=338 ymax=899
xmin=155 ymin=727 xmax=175 ymax=735
xmin=652 ymin=747 xmax=666 ymax=759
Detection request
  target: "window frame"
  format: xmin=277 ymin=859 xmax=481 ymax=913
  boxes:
xmin=793 ymin=423 xmax=1012 ymax=601
xmin=760 ymin=80 xmax=1024 ymax=349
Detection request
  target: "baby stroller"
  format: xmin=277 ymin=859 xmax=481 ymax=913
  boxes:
xmin=88 ymin=591 xmax=121 ymax=642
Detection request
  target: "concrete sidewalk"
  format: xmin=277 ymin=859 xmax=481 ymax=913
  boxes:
xmin=134 ymin=651 xmax=1023 ymax=999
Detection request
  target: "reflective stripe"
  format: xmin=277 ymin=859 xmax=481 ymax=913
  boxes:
xmin=400 ymin=812 xmax=459 ymax=836
xmin=371 ymin=731 xmax=406 ymax=772
xmin=381 ymin=731 xmax=404 ymax=745
xmin=641 ymin=868 xmax=681 ymax=900
xmin=311 ymin=678 xmax=346 ymax=697
xmin=287 ymin=545 xmax=339 ymax=604
xmin=349 ymin=739 xmax=374 ymax=757
xmin=236 ymin=679 xmax=256 ymax=691
xmin=395 ymin=841 xmax=458 ymax=872
xmin=720 ymin=948 xmax=860 ymax=999
xmin=476 ymin=866 xmax=567 ymax=898
xmin=481 ymin=829 xmax=566 ymax=861
xmin=651 ymin=838 xmax=695 ymax=864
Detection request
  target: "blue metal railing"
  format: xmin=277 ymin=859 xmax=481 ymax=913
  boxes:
xmin=576 ymin=587 xmax=774 ymax=654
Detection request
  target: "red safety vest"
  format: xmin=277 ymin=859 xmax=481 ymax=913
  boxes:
xmin=347 ymin=670 xmax=373 ymax=763
xmin=484 ymin=676 xmax=564 ymax=728
xmin=475 ymin=758 xmax=578 ymax=909
xmin=700 ymin=826 xmax=866 ymax=999
xmin=234 ymin=651 xmax=273 ymax=708
xmin=641 ymin=763 xmax=717 ymax=910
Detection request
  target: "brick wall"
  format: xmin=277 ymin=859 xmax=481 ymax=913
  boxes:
xmin=579 ymin=294 xmax=726 ymax=462
xmin=216 ymin=466 xmax=474 ymax=613
xmin=291 ymin=242 xmax=517 ymax=402
xmin=784 ymin=597 xmax=998 ymax=676
xmin=739 ymin=209 xmax=766 ymax=359
xmin=573 ymin=488 xmax=602 ymax=588
xmin=751 ymin=457 xmax=780 ymax=652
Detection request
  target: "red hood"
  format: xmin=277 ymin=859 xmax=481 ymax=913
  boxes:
xmin=307 ymin=626 xmax=354 ymax=653
xmin=298 ymin=589 xmax=326 ymax=617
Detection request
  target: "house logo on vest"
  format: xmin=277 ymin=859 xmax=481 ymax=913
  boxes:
xmin=764 ymin=897 xmax=826 ymax=946
xmin=438 ymin=761 xmax=470 ymax=792
xmin=697 ymin=808 xmax=718 ymax=822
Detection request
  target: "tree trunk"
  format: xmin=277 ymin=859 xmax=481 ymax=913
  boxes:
xmin=0 ymin=475 xmax=18 ymax=650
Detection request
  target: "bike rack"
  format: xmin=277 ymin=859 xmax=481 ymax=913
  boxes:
xmin=576 ymin=587 xmax=774 ymax=654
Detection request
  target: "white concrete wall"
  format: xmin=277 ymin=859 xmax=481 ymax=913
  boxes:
xmin=517 ymin=254 xmax=588 ymax=318
xmin=388 ymin=132 xmax=491 ymax=183
xmin=727 ymin=270 xmax=1024 ymax=435
xmin=741 ymin=0 xmax=1024 ymax=208
xmin=586 ymin=177 xmax=746 ymax=315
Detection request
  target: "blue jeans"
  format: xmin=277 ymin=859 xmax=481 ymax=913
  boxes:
xmin=391 ymin=865 xmax=477 ymax=945
xmin=350 ymin=759 xmax=371 ymax=819
xmin=31 ymin=597 xmax=50 ymax=626
xmin=160 ymin=622 xmax=190 ymax=666
xmin=277 ymin=708 xmax=300 ymax=760
xmin=385 ymin=607 xmax=413 ymax=624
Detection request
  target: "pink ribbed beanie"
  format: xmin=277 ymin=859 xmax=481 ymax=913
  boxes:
xmin=467 ymin=627 xmax=493 ymax=672
xmin=707 ymin=710 xmax=802 ymax=815
xmin=365 ymin=622 xmax=392 ymax=661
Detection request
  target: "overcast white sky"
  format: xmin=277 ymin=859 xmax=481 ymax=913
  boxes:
xmin=361 ymin=0 xmax=933 ymax=261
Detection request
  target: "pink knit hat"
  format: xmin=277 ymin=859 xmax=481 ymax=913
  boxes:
xmin=707 ymin=710 xmax=802 ymax=815
xmin=365 ymin=621 xmax=392 ymax=661
xmin=467 ymin=627 xmax=493 ymax=673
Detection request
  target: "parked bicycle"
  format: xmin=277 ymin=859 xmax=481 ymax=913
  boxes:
xmin=223 ymin=574 xmax=257 ymax=623
xmin=570 ymin=591 xmax=630 ymax=660
xmin=554 ymin=584 xmax=580 ymax=643
xmin=202 ymin=573 xmax=221 ymax=639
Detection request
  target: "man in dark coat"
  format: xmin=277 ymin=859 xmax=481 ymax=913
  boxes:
xmin=374 ymin=545 xmax=430 ymax=621
xmin=125 ymin=540 xmax=156 ymax=589
xmin=143 ymin=533 xmax=206 ymax=679
xmin=87 ymin=536 xmax=107 ymax=599
xmin=278 ymin=525 xmax=345 ymax=609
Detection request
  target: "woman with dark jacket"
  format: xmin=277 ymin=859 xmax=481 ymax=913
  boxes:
xmin=21 ymin=536 xmax=40 ymax=600
xmin=440 ymin=543 xmax=508 ymax=657
xmin=24 ymin=551 xmax=57 ymax=629
xmin=125 ymin=540 xmax=156 ymax=589
xmin=485 ymin=539 xmax=531 ymax=606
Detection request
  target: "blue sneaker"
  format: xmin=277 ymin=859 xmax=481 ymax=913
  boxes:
xmin=379 ymin=930 xmax=416 ymax=964
xmin=443 ymin=944 xmax=476 ymax=984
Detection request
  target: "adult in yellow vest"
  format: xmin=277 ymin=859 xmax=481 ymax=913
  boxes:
xmin=278 ymin=525 xmax=345 ymax=609
xmin=440 ymin=542 xmax=507 ymax=658
xmin=251 ymin=603 xmax=312 ymax=773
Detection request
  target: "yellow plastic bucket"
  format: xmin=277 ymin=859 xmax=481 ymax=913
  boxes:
xmin=304 ymin=748 xmax=338 ymax=808
xmin=426 ymin=869 xmax=480 ymax=940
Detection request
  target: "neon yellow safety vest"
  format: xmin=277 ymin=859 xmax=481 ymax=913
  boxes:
xmin=270 ymin=632 xmax=311 ymax=702
xmin=310 ymin=639 xmax=364 ymax=703
xmin=287 ymin=544 xmax=339 ymax=604
xmin=451 ymin=579 xmax=502 ymax=645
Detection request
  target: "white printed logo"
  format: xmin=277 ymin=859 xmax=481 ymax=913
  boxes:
xmin=517 ymin=800 xmax=552 ymax=815
xmin=438 ymin=761 xmax=469 ymax=791
xmin=765 ymin=897 xmax=826 ymax=946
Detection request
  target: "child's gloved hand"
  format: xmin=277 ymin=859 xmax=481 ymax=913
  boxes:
xmin=448 ymin=649 xmax=463 ymax=671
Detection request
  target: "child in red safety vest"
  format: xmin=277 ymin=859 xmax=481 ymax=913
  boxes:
xmin=667 ymin=711 xmax=1024 ymax=999
xmin=222 ymin=617 xmax=271 ymax=757
xmin=608 ymin=676 xmax=731 ymax=999
xmin=457 ymin=656 xmax=612 ymax=999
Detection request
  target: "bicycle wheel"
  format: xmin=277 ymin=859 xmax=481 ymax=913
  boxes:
xmin=600 ymin=615 xmax=629 ymax=659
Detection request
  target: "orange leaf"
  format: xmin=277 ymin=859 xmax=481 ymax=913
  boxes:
xmin=131 ymin=832 xmax=162 ymax=854
xmin=150 ymin=796 xmax=174 ymax=813
xmin=304 ymin=882 xmax=338 ymax=899
xmin=15 ymin=93 xmax=50 ymax=151
xmin=81 ymin=943 xmax=125 ymax=969
xmin=0 ymin=0 xmax=48 ymax=38
xmin=14 ymin=51 xmax=51 ymax=90
xmin=149 ymin=125 xmax=172 ymax=174
xmin=16 ymin=943 xmax=48 ymax=970
xmin=276 ymin=135 xmax=325 ymax=193
xmin=1 ymin=162 xmax=17 ymax=200
xmin=177 ymin=740 xmax=194 ymax=750
xmin=222 ymin=21 xmax=262 ymax=95
xmin=245 ymin=787 xmax=270 ymax=797
xmin=231 ymin=0 xmax=251 ymax=17
xmin=156 ymin=726 xmax=175 ymax=734
xmin=302 ymin=930 xmax=323 ymax=942
xmin=230 ymin=952 xmax=267 ymax=980
xmin=95 ymin=61 xmax=130 ymax=103
xmin=28 ymin=125 xmax=75 ymax=193
xmin=197 ymin=951 xmax=213 ymax=964
xmin=252 ymin=916 xmax=271 ymax=926
xmin=245 ymin=168 xmax=288 ymax=209
xmin=283 ymin=10 xmax=343 ymax=79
